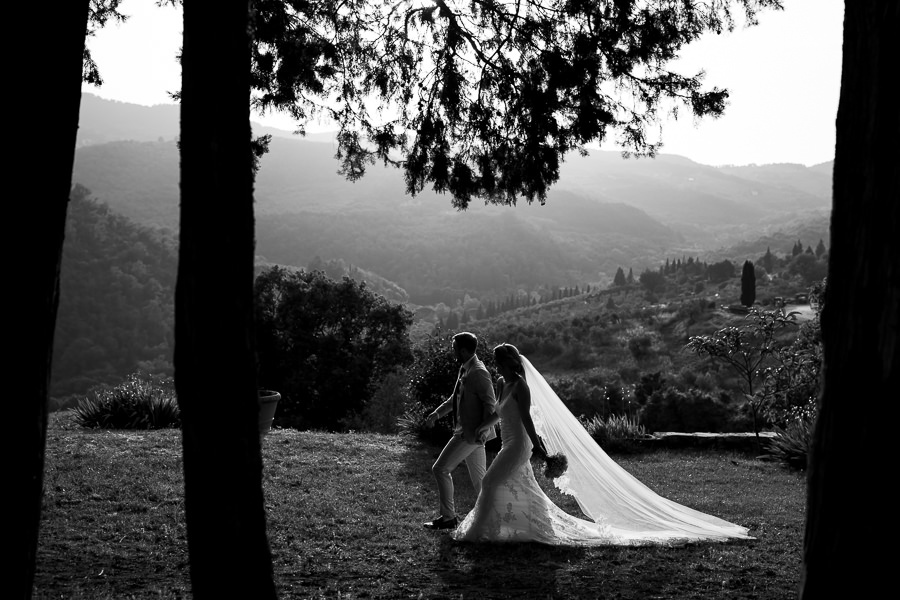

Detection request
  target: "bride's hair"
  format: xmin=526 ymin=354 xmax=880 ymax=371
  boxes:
xmin=493 ymin=343 xmax=525 ymax=379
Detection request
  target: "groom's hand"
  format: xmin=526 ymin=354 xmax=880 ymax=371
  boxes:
xmin=425 ymin=412 xmax=439 ymax=428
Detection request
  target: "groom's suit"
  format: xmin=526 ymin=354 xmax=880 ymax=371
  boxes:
xmin=437 ymin=356 xmax=498 ymax=444
xmin=431 ymin=355 xmax=497 ymax=519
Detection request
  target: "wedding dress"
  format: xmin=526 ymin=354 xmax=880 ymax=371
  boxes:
xmin=452 ymin=357 xmax=753 ymax=546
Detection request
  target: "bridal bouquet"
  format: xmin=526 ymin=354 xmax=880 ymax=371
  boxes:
xmin=542 ymin=452 xmax=569 ymax=480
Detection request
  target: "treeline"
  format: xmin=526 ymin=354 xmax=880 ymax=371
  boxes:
xmin=255 ymin=208 xmax=599 ymax=306
xmin=438 ymin=284 xmax=600 ymax=329
xmin=423 ymin=238 xmax=829 ymax=332
xmin=52 ymin=186 xmax=177 ymax=404
xmin=616 ymin=240 xmax=829 ymax=300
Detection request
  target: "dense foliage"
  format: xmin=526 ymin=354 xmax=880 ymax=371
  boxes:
xmin=254 ymin=266 xmax=415 ymax=430
xmin=686 ymin=307 xmax=801 ymax=435
xmin=53 ymin=186 xmax=176 ymax=404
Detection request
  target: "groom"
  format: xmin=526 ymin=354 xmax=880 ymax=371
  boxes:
xmin=423 ymin=331 xmax=497 ymax=530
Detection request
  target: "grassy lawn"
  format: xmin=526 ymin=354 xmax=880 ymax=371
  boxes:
xmin=34 ymin=413 xmax=806 ymax=599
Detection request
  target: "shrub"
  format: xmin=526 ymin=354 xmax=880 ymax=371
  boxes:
xmin=556 ymin=341 xmax=596 ymax=370
xmin=638 ymin=387 xmax=739 ymax=433
xmin=764 ymin=415 xmax=813 ymax=470
xmin=396 ymin=400 xmax=463 ymax=446
xmin=633 ymin=371 xmax=665 ymax=406
xmin=627 ymin=334 xmax=654 ymax=361
xmin=618 ymin=365 xmax=640 ymax=383
xmin=254 ymin=266 xmax=414 ymax=431
xmin=582 ymin=414 xmax=648 ymax=454
xmin=547 ymin=375 xmax=606 ymax=419
xmin=74 ymin=371 xmax=179 ymax=429
xmin=341 ymin=369 xmax=409 ymax=434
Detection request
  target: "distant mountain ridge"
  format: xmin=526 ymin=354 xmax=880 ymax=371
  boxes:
xmin=72 ymin=94 xmax=833 ymax=304
xmin=77 ymin=92 xmax=333 ymax=146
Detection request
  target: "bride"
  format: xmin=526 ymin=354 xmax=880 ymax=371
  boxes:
xmin=452 ymin=343 xmax=753 ymax=545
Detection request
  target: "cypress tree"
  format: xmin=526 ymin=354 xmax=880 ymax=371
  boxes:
xmin=740 ymin=260 xmax=756 ymax=307
xmin=761 ymin=246 xmax=775 ymax=273
xmin=815 ymin=239 xmax=827 ymax=258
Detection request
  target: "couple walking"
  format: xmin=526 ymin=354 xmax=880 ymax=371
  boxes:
xmin=423 ymin=331 xmax=753 ymax=546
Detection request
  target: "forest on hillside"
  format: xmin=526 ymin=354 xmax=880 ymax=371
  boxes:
xmin=51 ymin=187 xmax=825 ymax=417
xmin=70 ymin=136 xmax=831 ymax=308
xmin=52 ymin=186 xmax=177 ymax=403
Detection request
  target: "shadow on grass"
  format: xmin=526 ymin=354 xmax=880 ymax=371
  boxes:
xmin=433 ymin=532 xmax=760 ymax=600
xmin=435 ymin=534 xmax=590 ymax=597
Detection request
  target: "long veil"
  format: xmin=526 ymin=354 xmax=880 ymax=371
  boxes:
xmin=522 ymin=356 xmax=753 ymax=543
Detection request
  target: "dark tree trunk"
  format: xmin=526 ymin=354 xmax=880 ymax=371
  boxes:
xmin=178 ymin=1 xmax=276 ymax=597
xmin=801 ymin=2 xmax=899 ymax=597
xmin=12 ymin=2 xmax=90 ymax=598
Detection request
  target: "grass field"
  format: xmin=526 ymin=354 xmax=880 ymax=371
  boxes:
xmin=34 ymin=413 xmax=806 ymax=599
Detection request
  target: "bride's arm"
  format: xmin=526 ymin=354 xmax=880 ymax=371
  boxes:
xmin=514 ymin=383 xmax=548 ymax=458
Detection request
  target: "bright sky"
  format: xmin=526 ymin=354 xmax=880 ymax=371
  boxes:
xmin=83 ymin=0 xmax=844 ymax=167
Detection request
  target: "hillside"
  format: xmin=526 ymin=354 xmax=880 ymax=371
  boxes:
xmin=52 ymin=186 xmax=822 ymax=401
xmin=71 ymin=137 xmax=687 ymax=303
xmin=71 ymin=113 xmax=832 ymax=305
xmin=53 ymin=186 xmax=177 ymax=400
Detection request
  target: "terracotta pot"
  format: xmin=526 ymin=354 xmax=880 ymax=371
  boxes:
xmin=258 ymin=390 xmax=281 ymax=435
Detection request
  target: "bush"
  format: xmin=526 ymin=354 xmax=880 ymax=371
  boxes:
xmin=547 ymin=375 xmax=606 ymax=419
xmin=764 ymin=415 xmax=813 ymax=470
xmin=74 ymin=371 xmax=179 ymax=429
xmin=581 ymin=413 xmax=648 ymax=454
xmin=254 ymin=266 xmax=414 ymax=431
xmin=396 ymin=401 xmax=449 ymax=446
xmin=340 ymin=369 xmax=409 ymax=434
xmin=638 ymin=387 xmax=740 ymax=433
xmin=627 ymin=334 xmax=653 ymax=361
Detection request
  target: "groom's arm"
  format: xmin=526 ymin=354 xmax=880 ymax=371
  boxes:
xmin=471 ymin=368 xmax=497 ymax=413
xmin=433 ymin=397 xmax=453 ymax=418
xmin=426 ymin=382 xmax=458 ymax=426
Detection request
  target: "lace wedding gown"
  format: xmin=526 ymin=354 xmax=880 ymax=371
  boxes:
xmin=452 ymin=359 xmax=753 ymax=546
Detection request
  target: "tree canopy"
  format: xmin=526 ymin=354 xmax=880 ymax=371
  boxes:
xmin=254 ymin=266 xmax=414 ymax=430
xmin=250 ymin=0 xmax=782 ymax=206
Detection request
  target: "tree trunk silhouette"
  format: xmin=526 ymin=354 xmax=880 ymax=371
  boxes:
xmin=801 ymin=1 xmax=898 ymax=597
xmin=178 ymin=1 xmax=275 ymax=597
xmin=12 ymin=2 xmax=90 ymax=598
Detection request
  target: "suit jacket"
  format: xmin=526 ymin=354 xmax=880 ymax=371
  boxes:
xmin=436 ymin=356 xmax=497 ymax=444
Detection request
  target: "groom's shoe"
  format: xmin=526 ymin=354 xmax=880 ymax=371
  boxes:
xmin=423 ymin=515 xmax=459 ymax=530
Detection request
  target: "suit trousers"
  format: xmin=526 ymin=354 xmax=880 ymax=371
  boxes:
xmin=432 ymin=434 xmax=486 ymax=519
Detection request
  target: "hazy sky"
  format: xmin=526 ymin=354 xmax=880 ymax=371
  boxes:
xmin=83 ymin=0 xmax=844 ymax=167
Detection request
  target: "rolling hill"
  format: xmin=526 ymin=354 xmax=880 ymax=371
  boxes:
xmin=71 ymin=94 xmax=833 ymax=305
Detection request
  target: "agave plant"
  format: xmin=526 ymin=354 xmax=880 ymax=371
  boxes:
xmin=764 ymin=416 xmax=813 ymax=470
xmin=74 ymin=372 xmax=180 ymax=430
xmin=582 ymin=413 xmax=648 ymax=453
